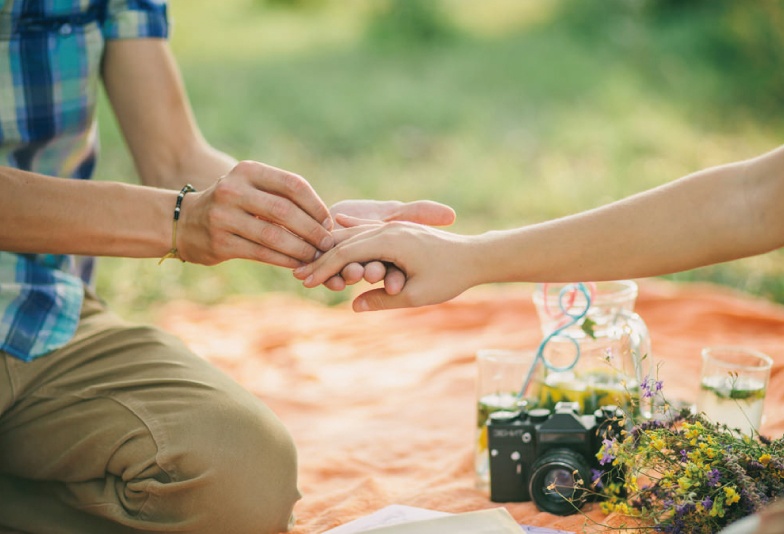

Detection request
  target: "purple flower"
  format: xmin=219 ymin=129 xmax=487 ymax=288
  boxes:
xmin=599 ymin=450 xmax=615 ymax=466
xmin=707 ymin=468 xmax=721 ymax=487
xmin=599 ymin=437 xmax=616 ymax=465
xmin=630 ymin=418 xmax=666 ymax=441
xmin=640 ymin=375 xmax=664 ymax=399
xmin=675 ymin=502 xmax=695 ymax=517
xmin=701 ymin=497 xmax=713 ymax=511
xmin=641 ymin=374 xmax=654 ymax=398
xmin=680 ymin=449 xmax=689 ymax=462
xmin=749 ymin=461 xmax=764 ymax=471
xmin=590 ymin=468 xmax=604 ymax=488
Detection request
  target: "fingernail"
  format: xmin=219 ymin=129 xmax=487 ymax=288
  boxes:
xmin=314 ymin=251 xmax=322 ymax=260
xmin=322 ymin=217 xmax=333 ymax=230
xmin=320 ymin=236 xmax=334 ymax=250
xmin=293 ymin=266 xmax=306 ymax=277
xmin=354 ymin=300 xmax=369 ymax=312
xmin=304 ymin=275 xmax=314 ymax=286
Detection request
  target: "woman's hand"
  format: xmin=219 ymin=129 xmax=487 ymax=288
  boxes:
xmin=294 ymin=221 xmax=477 ymax=311
xmin=323 ymin=199 xmax=456 ymax=291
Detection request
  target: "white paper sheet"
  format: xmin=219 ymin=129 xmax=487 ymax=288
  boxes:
xmin=322 ymin=505 xmax=449 ymax=534
xmin=321 ymin=505 xmax=575 ymax=534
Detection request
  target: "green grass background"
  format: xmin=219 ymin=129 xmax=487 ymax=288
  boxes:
xmin=93 ymin=0 xmax=784 ymax=320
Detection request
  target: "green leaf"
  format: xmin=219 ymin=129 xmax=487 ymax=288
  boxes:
xmin=581 ymin=317 xmax=597 ymax=339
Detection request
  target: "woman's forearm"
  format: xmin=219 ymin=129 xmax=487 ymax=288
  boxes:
xmin=472 ymin=145 xmax=784 ymax=284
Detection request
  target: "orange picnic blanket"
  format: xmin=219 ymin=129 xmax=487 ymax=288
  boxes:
xmin=155 ymin=279 xmax=784 ymax=533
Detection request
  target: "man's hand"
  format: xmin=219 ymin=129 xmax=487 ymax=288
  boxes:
xmin=176 ymin=160 xmax=334 ymax=267
xmin=322 ymin=199 xmax=456 ymax=291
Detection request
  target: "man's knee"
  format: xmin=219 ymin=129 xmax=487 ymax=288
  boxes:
xmin=141 ymin=389 xmax=300 ymax=534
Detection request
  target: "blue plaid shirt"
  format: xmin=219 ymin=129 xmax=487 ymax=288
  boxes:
xmin=0 ymin=0 xmax=168 ymax=361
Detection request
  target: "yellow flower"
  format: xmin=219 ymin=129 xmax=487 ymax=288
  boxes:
xmin=651 ymin=438 xmax=666 ymax=450
xmin=678 ymin=476 xmax=692 ymax=491
xmin=759 ymin=453 xmax=772 ymax=466
xmin=684 ymin=422 xmax=702 ymax=440
xmin=724 ymin=486 xmax=740 ymax=506
xmin=709 ymin=506 xmax=725 ymax=518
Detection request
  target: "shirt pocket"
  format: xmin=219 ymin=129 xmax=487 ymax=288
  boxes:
xmin=2 ymin=18 xmax=105 ymax=142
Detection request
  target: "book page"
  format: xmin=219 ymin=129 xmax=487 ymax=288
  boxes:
xmin=322 ymin=505 xmax=576 ymax=534
xmin=361 ymin=508 xmax=523 ymax=534
xmin=322 ymin=505 xmax=450 ymax=534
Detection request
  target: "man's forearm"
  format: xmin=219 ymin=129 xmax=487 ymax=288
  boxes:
xmin=102 ymin=39 xmax=237 ymax=192
xmin=0 ymin=167 xmax=174 ymax=258
xmin=158 ymin=138 xmax=237 ymax=192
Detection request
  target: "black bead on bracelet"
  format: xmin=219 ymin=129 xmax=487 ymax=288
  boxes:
xmin=159 ymin=184 xmax=197 ymax=264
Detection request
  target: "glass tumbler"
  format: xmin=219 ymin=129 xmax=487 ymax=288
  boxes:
xmin=697 ymin=346 xmax=772 ymax=435
xmin=475 ymin=349 xmax=536 ymax=491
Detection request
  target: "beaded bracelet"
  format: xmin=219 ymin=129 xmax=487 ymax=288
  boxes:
xmin=159 ymin=184 xmax=197 ymax=264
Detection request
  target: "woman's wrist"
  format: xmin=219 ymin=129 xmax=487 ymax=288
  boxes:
xmin=460 ymin=231 xmax=518 ymax=288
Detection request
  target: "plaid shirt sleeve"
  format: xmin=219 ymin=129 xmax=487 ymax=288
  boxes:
xmin=102 ymin=0 xmax=169 ymax=40
xmin=0 ymin=0 xmax=169 ymax=362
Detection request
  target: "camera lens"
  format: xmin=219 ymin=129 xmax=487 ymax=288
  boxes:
xmin=528 ymin=449 xmax=591 ymax=516
xmin=542 ymin=468 xmax=577 ymax=499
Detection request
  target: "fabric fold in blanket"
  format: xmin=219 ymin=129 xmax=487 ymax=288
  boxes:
xmin=156 ymin=279 xmax=784 ymax=533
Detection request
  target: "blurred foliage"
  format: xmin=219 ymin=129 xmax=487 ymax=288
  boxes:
xmin=364 ymin=0 xmax=459 ymax=49
xmin=553 ymin=0 xmax=784 ymax=121
xmin=255 ymin=0 xmax=326 ymax=9
xmin=93 ymin=0 xmax=784 ymax=320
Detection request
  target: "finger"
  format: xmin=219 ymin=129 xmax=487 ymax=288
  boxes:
xmin=232 ymin=161 xmax=334 ymax=248
xmin=332 ymin=225 xmax=379 ymax=245
xmin=323 ymin=275 xmax=346 ymax=292
xmin=362 ymin=261 xmax=387 ymax=284
xmin=334 ymin=214 xmax=381 ymax=228
xmin=340 ymin=262 xmax=366 ymax=285
xmin=386 ymin=200 xmax=456 ymax=226
xmin=352 ymin=288 xmax=410 ymax=312
xmin=248 ymin=218 xmax=320 ymax=263
xmin=249 ymin=191 xmax=335 ymax=251
xmin=223 ymin=233 xmax=304 ymax=269
xmin=297 ymin=235 xmax=386 ymax=287
xmin=248 ymin=161 xmax=333 ymax=229
xmin=383 ymin=266 xmax=406 ymax=295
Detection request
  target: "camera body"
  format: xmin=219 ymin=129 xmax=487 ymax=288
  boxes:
xmin=487 ymin=401 xmax=620 ymax=515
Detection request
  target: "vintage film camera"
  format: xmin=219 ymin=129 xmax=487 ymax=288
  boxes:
xmin=487 ymin=401 xmax=622 ymax=515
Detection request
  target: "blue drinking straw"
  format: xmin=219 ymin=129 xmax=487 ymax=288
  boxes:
xmin=518 ymin=282 xmax=593 ymax=401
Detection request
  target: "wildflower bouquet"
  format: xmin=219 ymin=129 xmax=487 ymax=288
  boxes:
xmin=593 ymin=391 xmax=784 ymax=533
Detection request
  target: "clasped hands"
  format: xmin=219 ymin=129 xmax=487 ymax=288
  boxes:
xmin=174 ymin=160 xmax=457 ymax=302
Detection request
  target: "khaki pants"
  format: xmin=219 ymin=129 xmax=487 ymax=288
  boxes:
xmin=0 ymin=291 xmax=300 ymax=534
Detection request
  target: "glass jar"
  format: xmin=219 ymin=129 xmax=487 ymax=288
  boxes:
xmin=531 ymin=281 xmax=653 ymax=419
